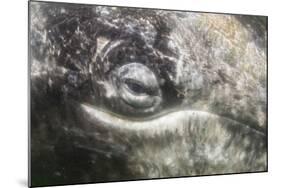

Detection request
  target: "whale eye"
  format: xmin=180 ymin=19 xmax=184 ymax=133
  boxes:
xmin=113 ymin=63 xmax=162 ymax=112
xmin=124 ymin=79 xmax=147 ymax=95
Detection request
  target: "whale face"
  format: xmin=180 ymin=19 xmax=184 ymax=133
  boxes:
xmin=29 ymin=2 xmax=267 ymax=186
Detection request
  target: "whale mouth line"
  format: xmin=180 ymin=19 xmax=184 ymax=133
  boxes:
xmin=81 ymin=103 xmax=265 ymax=136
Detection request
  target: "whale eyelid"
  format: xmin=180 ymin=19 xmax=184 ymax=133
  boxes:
xmin=117 ymin=63 xmax=160 ymax=92
xmin=111 ymin=63 xmax=162 ymax=112
xmin=123 ymin=78 xmax=147 ymax=94
xmin=123 ymin=78 xmax=158 ymax=95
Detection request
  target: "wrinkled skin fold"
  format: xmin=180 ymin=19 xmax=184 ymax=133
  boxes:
xmin=29 ymin=1 xmax=267 ymax=187
xmin=81 ymin=104 xmax=266 ymax=177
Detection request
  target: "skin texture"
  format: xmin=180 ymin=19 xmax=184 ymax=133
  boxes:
xmin=29 ymin=2 xmax=267 ymax=187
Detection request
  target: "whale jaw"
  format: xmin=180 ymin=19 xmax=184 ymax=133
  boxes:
xmin=80 ymin=104 xmax=267 ymax=178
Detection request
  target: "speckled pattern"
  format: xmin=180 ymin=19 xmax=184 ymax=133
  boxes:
xmin=29 ymin=1 xmax=267 ymax=187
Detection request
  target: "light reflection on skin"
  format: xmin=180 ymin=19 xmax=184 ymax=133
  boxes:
xmin=81 ymin=103 xmax=265 ymax=136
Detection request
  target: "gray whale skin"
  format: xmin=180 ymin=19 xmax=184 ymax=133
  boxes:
xmin=30 ymin=2 xmax=267 ymax=186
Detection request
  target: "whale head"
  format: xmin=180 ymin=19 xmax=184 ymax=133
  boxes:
xmin=30 ymin=2 xmax=267 ymax=186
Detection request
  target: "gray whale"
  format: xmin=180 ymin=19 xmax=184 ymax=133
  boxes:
xmin=30 ymin=2 xmax=267 ymax=186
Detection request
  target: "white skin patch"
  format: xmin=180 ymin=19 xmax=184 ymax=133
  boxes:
xmin=97 ymin=81 xmax=117 ymax=98
xmin=96 ymin=37 xmax=110 ymax=54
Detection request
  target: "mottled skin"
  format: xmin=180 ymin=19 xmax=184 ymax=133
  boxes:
xmin=29 ymin=2 xmax=267 ymax=187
